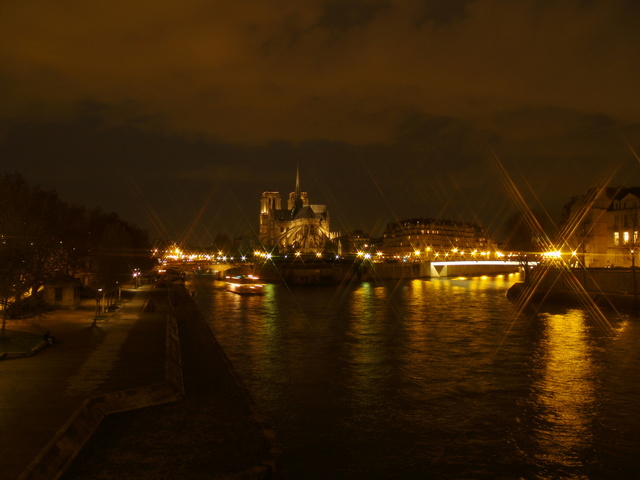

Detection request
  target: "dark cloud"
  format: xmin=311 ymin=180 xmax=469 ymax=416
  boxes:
xmin=1 ymin=0 xmax=639 ymax=243
xmin=2 ymin=0 xmax=638 ymax=143
xmin=414 ymin=0 xmax=472 ymax=26
xmin=318 ymin=1 xmax=392 ymax=34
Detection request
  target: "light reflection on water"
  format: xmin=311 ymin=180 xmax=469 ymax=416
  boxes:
xmin=191 ymin=274 xmax=640 ymax=479
xmin=530 ymin=310 xmax=597 ymax=476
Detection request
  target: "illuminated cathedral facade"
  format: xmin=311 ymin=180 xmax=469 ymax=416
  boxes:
xmin=259 ymin=169 xmax=331 ymax=253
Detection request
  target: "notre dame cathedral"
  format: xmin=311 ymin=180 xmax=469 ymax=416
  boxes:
xmin=259 ymin=169 xmax=331 ymax=253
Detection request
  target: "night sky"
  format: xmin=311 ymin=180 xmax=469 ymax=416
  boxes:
xmin=2 ymin=0 xmax=639 ymax=246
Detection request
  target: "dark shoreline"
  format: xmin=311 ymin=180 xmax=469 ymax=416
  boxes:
xmin=507 ymin=279 xmax=640 ymax=314
xmin=62 ymin=285 xmax=281 ymax=480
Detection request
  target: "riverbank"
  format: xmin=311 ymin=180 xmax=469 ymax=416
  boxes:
xmin=253 ymin=258 xmax=520 ymax=285
xmin=0 ymin=284 xmax=280 ymax=480
xmin=507 ymin=266 xmax=640 ymax=312
xmin=62 ymin=284 xmax=281 ymax=480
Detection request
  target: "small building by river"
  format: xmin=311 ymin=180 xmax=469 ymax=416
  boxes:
xmin=43 ymin=276 xmax=82 ymax=309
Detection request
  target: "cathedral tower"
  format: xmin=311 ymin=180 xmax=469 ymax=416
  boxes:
xmin=258 ymin=168 xmax=331 ymax=253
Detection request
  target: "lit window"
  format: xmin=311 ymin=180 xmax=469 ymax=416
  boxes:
xmin=624 ymin=231 xmax=630 ymax=244
xmin=635 ymin=231 xmax=638 ymax=243
xmin=614 ymin=232 xmax=620 ymax=245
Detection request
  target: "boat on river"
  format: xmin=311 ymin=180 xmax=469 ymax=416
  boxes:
xmin=225 ymin=275 xmax=265 ymax=295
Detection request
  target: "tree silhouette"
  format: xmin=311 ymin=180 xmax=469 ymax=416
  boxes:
xmin=0 ymin=173 xmax=153 ymax=330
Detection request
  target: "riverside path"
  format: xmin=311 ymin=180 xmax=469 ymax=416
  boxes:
xmin=0 ymin=283 xmax=278 ymax=480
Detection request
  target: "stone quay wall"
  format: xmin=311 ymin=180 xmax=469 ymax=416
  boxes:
xmin=533 ymin=267 xmax=640 ymax=295
xmin=254 ymin=260 xmax=520 ymax=284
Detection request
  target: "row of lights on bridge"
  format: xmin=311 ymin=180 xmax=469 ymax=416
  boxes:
xmin=156 ymin=247 xmax=513 ymax=263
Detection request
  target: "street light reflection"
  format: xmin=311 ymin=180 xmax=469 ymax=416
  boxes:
xmin=530 ymin=309 xmax=597 ymax=474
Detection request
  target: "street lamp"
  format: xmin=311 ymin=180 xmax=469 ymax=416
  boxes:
xmin=94 ymin=288 xmax=103 ymax=323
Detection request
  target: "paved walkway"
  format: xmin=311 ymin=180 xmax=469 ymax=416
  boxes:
xmin=0 ymin=285 xmax=164 ymax=480
xmin=0 ymin=284 xmax=278 ymax=480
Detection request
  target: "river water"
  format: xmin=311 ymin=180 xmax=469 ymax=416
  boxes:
xmin=190 ymin=273 xmax=640 ymax=479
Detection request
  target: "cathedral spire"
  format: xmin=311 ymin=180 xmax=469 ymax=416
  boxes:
xmin=294 ymin=163 xmax=303 ymax=210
